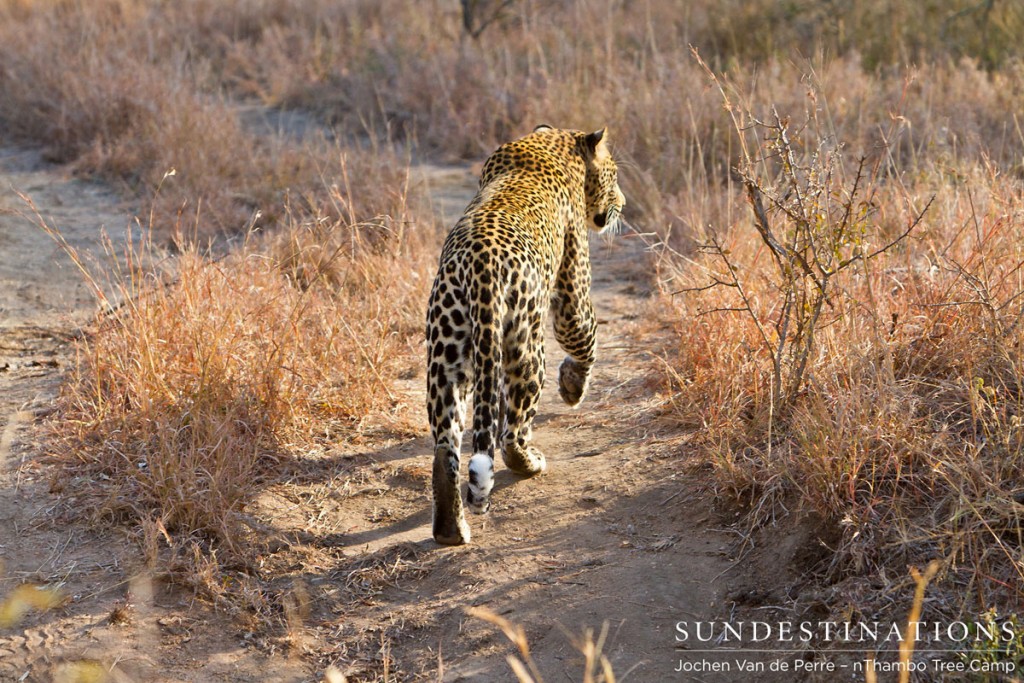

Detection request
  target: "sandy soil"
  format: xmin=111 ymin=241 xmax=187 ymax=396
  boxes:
xmin=0 ymin=144 xmax=828 ymax=682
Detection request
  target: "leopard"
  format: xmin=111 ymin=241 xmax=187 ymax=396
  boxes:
xmin=426 ymin=125 xmax=625 ymax=545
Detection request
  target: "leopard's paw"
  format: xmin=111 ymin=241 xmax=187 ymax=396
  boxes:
xmin=557 ymin=357 xmax=590 ymax=407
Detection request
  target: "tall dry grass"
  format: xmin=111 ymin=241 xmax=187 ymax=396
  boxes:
xmin=104 ymin=2 xmax=1020 ymax=200
xmin=3 ymin=0 xmax=1022 ymax=234
xmin=655 ymin=61 xmax=1024 ymax=611
xmin=0 ymin=0 xmax=383 ymax=236
xmin=41 ymin=149 xmax=437 ymax=603
xmin=0 ymin=0 xmax=449 ymax=624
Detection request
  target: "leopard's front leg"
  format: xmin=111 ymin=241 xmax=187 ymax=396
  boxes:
xmin=552 ymin=253 xmax=597 ymax=407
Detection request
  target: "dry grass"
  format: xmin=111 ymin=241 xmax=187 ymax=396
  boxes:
xmin=0 ymin=0 xmax=385 ymax=236
xmin=468 ymin=607 xmax=616 ymax=683
xmin=0 ymin=0 xmax=450 ymax=639
xmin=2 ymin=0 xmax=1022 ymax=236
xmin=114 ymin=0 xmax=1023 ymax=228
xmin=43 ymin=149 xmax=436 ymax=583
xmin=654 ymin=60 xmax=1024 ymax=614
xmin=7 ymin=1 xmax=1021 ymax=236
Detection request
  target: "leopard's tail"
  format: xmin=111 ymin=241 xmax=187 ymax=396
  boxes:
xmin=466 ymin=263 xmax=505 ymax=513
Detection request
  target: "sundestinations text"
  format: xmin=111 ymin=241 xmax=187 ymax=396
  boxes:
xmin=675 ymin=620 xmax=1017 ymax=644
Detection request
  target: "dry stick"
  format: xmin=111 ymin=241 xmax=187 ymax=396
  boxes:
xmin=837 ymin=155 xmax=868 ymax=247
xmin=690 ymin=46 xmax=754 ymax=164
xmin=899 ymin=561 xmax=940 ymax=683
xmin=744 ymin=178 xmax=789 ymax=272
xmin=743 ymin=178 xmax=797 ymax=409
xmin=692 ymin=49 xmax=789 ymax=420
xmin=742 ymin=119 xmax=824 ymax=291
xmin=746 ymin=116 xmax=840 ymax=405
xmin=773 ymin=108 xmax=810 ymax=237
xmin=848 ymin=194 xmax=935 ymax=266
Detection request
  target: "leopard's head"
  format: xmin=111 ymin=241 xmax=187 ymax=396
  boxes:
xmin=582 ymin=127 xmax=625 ymax=234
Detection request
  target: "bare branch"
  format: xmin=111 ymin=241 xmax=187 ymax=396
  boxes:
xmin=838 ymin=155 xmax=869 ymax=236
xmin=696 ymin=306 xmax=752 ymax=317
xmin=744 ymin=178 xmax=788 ymax=266
xmin=837 ymin=194 xmax=935 ymax=270
xmin=744 ymin=177 xmax=826 ymax=293
xmin=671 ymin=277 xmax=738 ymax=296
xmin=709 ymin=233 xmax=778 ymax=365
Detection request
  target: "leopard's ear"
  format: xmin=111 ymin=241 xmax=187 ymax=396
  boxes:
xmin=585 ymin=127 xmax=609 ymax=160
xmin=533 ymin=123 xmax=554 ymax=133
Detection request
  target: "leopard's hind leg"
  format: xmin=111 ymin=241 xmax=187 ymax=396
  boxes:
xmin=429 ymin=380 xmax=471 ymax=544
xmin=427 ymin=284 xmax=472 ymax=545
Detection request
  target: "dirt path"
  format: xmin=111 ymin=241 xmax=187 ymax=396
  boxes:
xmin=0 ymin=147 xmax=139 ymax=680
xmin=0 ymin=142 xmax=812 ymax=682
xmin=421 ymin=238 xmax=735 ymax=680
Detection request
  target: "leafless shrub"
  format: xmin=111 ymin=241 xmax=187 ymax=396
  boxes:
xmin=655 ymin=55 xmax=1024 ymax=609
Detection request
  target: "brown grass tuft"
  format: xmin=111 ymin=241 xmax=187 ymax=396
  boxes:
xmin=45 ymin=147 xmax=437 ymax=571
